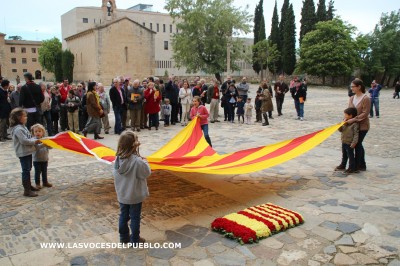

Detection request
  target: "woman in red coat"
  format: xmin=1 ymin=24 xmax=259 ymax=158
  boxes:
xmin=144 ymin=82 xmax=161 ymax=130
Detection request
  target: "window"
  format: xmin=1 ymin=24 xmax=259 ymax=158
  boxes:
xmin=157 ymin=23 xmax=159 ymax=32
xmin=23 ymin=69 xmax=27 ymax=73
xmin=143 ymin=22 xmax=145 ymax=27
xmin=83 ymin=18 xmax=88 ymax=23
xmin=163 ymin=24 xmax=166 ymax=32
xmin=11 ymin=47 xmax=16 ymax=53
xmin=125 ymin=47 xmax=128 ymax=63
xmin=12 ymin=69 xmax=17 ymax=73
xmin=22 ymin=58 xmax=27 ymax=64
xmin=150 ymin=23 xmax=153 ymax=30
xmin=32 ymin=58 xmax=37 ymax=62
xmin=32 ymin=48 xmax=36 ymax=53
xmin=94 ymin=19 xmax=96 ymax=23
xmin=164 ymin=41 xmax=168 ymax=50
xmin=11 ymin=58 xmax=16 ymax=64
xmin=170 ymin=24 xmax=172 ymax=33
xmin=21 ymin=47 xmax=26 ymax=53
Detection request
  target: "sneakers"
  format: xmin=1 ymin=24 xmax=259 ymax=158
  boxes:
xmin=334 ymin=165 xmax=346 ymax=171
xmin=300 ymin=117 xmax=304 ymax=121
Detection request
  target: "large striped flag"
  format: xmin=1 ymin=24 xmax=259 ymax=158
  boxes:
xmin=41 ymin=118 xmax=342 ymax=175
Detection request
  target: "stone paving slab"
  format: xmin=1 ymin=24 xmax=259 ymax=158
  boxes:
xmin=0 ymin=87 xmax=399 ymax=265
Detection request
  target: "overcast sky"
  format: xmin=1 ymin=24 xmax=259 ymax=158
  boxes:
xmin=1 ymin=0 xmax=397 ymax=41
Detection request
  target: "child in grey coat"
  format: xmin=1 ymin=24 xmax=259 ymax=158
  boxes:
xmin=113 ymin=131 xmax=151 ymax=245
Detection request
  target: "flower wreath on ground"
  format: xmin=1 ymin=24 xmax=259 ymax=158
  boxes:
xmin=211 ymin=203 xmax=304 ymax=244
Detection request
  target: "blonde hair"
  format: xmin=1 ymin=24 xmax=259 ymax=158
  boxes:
xmin=9 ymin=108 xmax=26 ymax=127
xmin=116 ymin=131 xmax=141 ymax=159
xmin=30 ymin=123 xmax=46 ymax=137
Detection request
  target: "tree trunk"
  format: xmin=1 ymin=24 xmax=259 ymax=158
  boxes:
xmin=380 ymin=70 xmax=386 ymax=85
xmin=260 ymin=69 xmax=264 ymax=82
xmin=322 ymin=76 xmax=326 ymax=85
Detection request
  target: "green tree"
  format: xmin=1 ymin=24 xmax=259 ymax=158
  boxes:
xmin=281 ymin=4 xmax=296 ymax=75
xmin=278 ymin=0 xmax=290 ymax=73
xmin=54 ymin=50 xmax=63 ymax=82
xmin=38 ymin=37 xmax=62 ymax=74
xmin=8 ymin=35 xmax=22 ymax=40
xmin=253 ymin=0 xmax=266 ymax=74
xmin=326 ymin=0 xmax=335 ymax=20
xmin=253 ymin=40 xmax=281 ymax=78
xmin=62 ymin=49 xmax=74 ymax=83
xmin=165 ymin=0 xmax=252 ymax=80
xmin=297 ymin=19 xmax=359 ymax=84
xmin=316 ymin=0 xmax=327 ymax=22
xmin=300 ymin=0 xmax=316 ymax=45
xmin=369 ymin=10 xmax=400 ymax=85
xmin=269 ymin=1 xmax=280 ymax=69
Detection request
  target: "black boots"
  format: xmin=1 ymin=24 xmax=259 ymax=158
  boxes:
xmin=23 ymin=179 xmax=38 ymax=197
xmin=262 ymin=113 xmax=269 ymax=126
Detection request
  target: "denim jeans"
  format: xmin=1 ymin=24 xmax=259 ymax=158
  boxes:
xmin=201 ymin=124 xmax=212 ymax=147
xmin=294 ymin=100 xmax=304 ymax=118
xmin=33 ymin=161 xmax=48 ymax=184
xmin=19 ymin=155 xmax=32 ymax=183
xmin=340 ymin=143 xmax=355 ymax=170
xmin=355 ymin=130 xmax=368 ymax=169
xmin=113 ymin=106 xmax=123 ymax=134
xmin=119 ymin=202 xmax=142 ymax=244
xmin=370 ymin=98 xmax=379 ymax=117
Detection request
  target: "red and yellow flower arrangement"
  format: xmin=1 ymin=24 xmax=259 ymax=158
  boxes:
xmin=211 ymin=203 xmax=304 ymax=244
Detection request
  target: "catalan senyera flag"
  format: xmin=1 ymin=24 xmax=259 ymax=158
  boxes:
xmin=41 ymin=118 xmax=342 ymax=175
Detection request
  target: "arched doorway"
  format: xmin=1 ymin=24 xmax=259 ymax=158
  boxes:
xmin=35 ymin=70 xmax=42 ymax=79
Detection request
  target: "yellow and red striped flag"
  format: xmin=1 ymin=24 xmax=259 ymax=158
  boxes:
xmin=41 ymin=118 xmax=342 ymax=175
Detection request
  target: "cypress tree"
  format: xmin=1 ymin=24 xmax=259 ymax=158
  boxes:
xmin=278 ymin=0 xmax=289 ymax=73
xmin=253 ymin=0 xmax=266 ymax=74
xmin=62 ymin=49 xmax=75 ymax=83
xmin=282 ymin=4 xmax=296 ymax=75
xmin=300 ymin=0 xmax=316 ymax=45
xmin=327 ymin=0 xmax=335 ymax=20
xmin=316 ymin=0 xmax=327 ymax=22
xmin=269 ymin=1 xmax=280 ymax=47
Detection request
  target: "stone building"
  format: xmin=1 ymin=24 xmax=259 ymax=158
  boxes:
xmin=65 ymin=17 xmax=155 ymax=84
xmin=61 ymin=1 xmax=256 ymax=80
xmin=0 ymin=33 xmax=51 ymax=82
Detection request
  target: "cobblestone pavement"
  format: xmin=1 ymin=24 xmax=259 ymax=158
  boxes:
xmin=0 ymin=87 xmax=399 ymax=266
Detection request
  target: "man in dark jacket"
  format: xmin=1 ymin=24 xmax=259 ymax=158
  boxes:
xmin=109 ymin=78 xmax=125 ymax=134
xmin=164 ymin=76 xmax=179 ymax=125
xmin=0 ymin=79 xmax=12 ymax=141
xmin=274 ymin=75 xmax=289 ymax=116
xmin=19 ymin=72 xmax=44 ymax=130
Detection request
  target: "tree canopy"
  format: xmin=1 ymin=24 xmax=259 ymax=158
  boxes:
xmin=8 ymin=35 xmax=22 ymax=40
xmin=38 ymin=37 xmax=62 ymax=74
xmin=300 ymin=0 xmax=316 ymax=45
xmin=164 ymin=0 xmax=252 ymax=78
xmin=297 ymin=19 xmax=359 ymax=84
xmin=368 ymin=9 xmax=400 ymax=84
xmin=253 ymin=0 xmax=266 ymax=74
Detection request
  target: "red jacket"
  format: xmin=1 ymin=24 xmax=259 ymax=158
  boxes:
xmin=190 ymin=105 xmax=209 ymax=125
xmin=144 ymin=88 xmax=161 ymax=114
xmin=59 ymin=84 xmax=71 ymax=103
